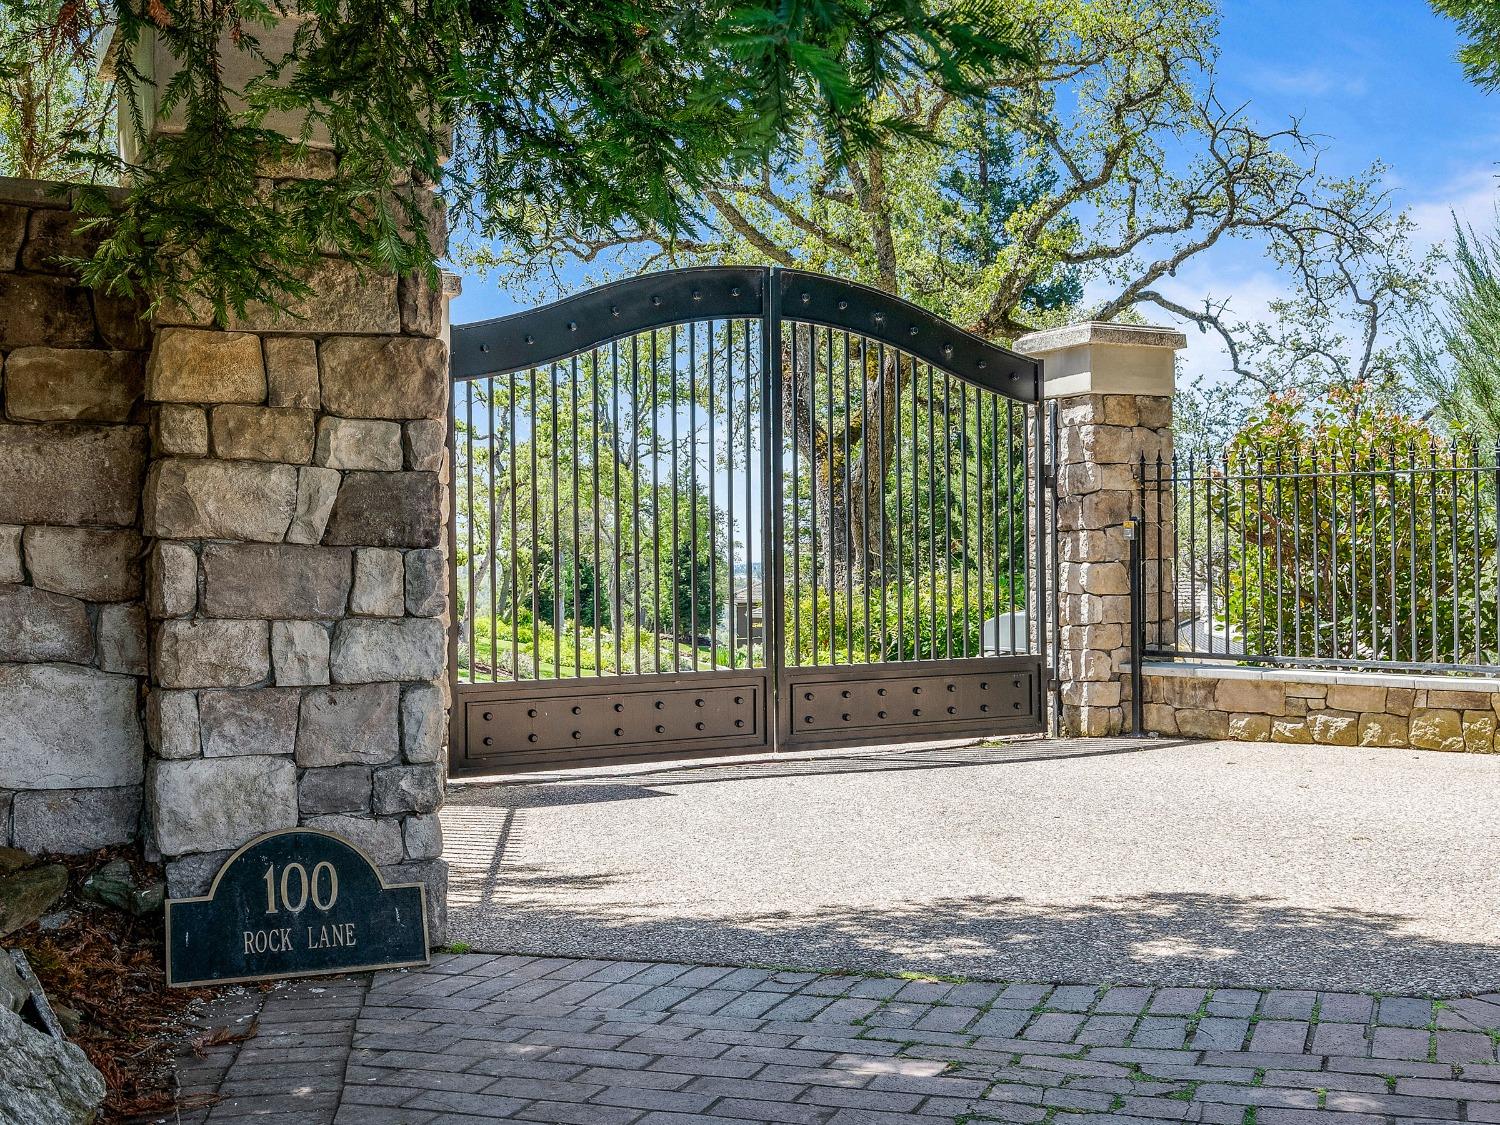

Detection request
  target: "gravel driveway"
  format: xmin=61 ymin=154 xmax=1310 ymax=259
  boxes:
xmin=442 ymin=737 xmax=1500 ymax=994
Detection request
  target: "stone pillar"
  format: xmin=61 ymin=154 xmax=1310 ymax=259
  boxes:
xmin=1015 ymin=322 xmax=1184 ymax=738
xmin=139 ymin=232 xmax=453 ymax=937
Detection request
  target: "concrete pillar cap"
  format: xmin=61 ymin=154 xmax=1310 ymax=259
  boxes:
xmin=1013 ymin=321 xmax=1186 ymax=399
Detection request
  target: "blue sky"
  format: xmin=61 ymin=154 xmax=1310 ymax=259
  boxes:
xmin=450 ymin=1 xmax=1500 ymax=384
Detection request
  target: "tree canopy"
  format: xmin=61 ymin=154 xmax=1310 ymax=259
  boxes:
xmin=0 ymin=0 xmax=1033 ymax=318
xmin=1434 ymin=0 xmax=1500 ymax=90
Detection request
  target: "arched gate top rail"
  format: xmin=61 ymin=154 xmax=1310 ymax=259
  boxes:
xmin=450 ymin=265 xmax=1040 ymax=403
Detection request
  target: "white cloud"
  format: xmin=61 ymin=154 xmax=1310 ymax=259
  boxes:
xmin=1243 ymin=65 xmax=1368 ymax=100
xmin=1407 ymin=165 xmax=1500 ymax=251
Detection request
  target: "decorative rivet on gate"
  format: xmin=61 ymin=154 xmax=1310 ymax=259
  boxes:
xmin=877 ymin=687 xmax=887 ymax=696
xmin=1009 ymin=372 xmax=1019 ymax=380
xmin=615 ymin=728 xmax=624 ymax=737
xmin=837 ymin=300 xmax=848 ymax=310
xmin=696 ymin=722 xmax=706 ymax=731
xmin=943 ymin=343 xmax=954 ymax=356
xmin=572 ymin=731 xmax=582 ymax=739
xmin=527 ymin=708 xmax=538 ymax=717
xmin=912 ymin=686 xmax=922 ymax=694
xmin=483 ymin=736 xmax=493 ymax=746
xmin=695 ymin=698 xmax=704 ymax=707
xmin=801 ymin=292 xmax=811 ymax=304
xmin=614 ymin=703 xmax=624 ymax=712
xmin=528 ymin=734 xmax=538 ymax=742
xmin=913 ymin=708 xmax=922 ymax=716
xmin=947 ymin=706 xmax=957 ymax=715
xmin=735 ymin=719 xmax=745 ymax=728
xmin=978 ymin=359 xmax=987 ymax=369
xmin=655 ymin=700 xmax=665 ymax=709
xmin=651 ymin=295 xmax=662 ymax=306
xmin=656 ymin=724 xmax=666 ymax=733
xmin=873 ymin=312 xmax=885 ymax=323
xmin=842 ymin=714 xmax=852 ymax=722
xmin=1012 ymin=679 xmax=1021 ymax=687
xmin=734 ymin=696 xmax=744 ymax=705
xmin=841 ymin=690 xmax=851 ymax=698
xmin=946 ymin=684 xmax=956 ymax=692
xmin=568 ymin=321 xmax=578 ymax=332
xmin=979 ymin=682 xmax=988 ymax=690
xmin=571 ymin=705 xmax=581 ymax=715
xmin=804 ymin=692 xmax=815 ymax=701
xmin=878 ymin=710 xmax=887 ymax=719
xmin=909 ymin=326 xmax=918 ymax=337
xmin=1013 ymin=701 xmax=1023 ymax=710
xmin=980 ymin=704 xmax=990 ymax=713
xmin=692 ymin=290 xmax=702 ymax=301
xmin=730 ymin=286 xmax=741 ymax=296
xmin=483 ymin=711 xmax=493 ymax=720
xmin=804 ymin=715 xmax=814 ymax=723
xmin=480 ymin=343 xmax=490 ymax=353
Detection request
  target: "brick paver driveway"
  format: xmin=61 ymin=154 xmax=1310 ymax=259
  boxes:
xmin=442 ymin=738 xmax=1500 ymax=994
xmin=176 ymin=952 xmax=1500 ymax=1125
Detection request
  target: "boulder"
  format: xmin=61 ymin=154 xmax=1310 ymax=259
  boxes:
xmin=0 ymin=1005 xmax=106 ymax=1125
xmin=1306 ymin=711 xmax=1359 ymax=747
xmin=210 ymin=405 xmax=315 ymax=464
xmin=0 ymin=423 xmax=144 ymax=528
xmin=265 ymin=337 xmax=320 ymax=409
xmin=0 ymin=585 xmax=93 ymax=664
xmin=403 ymin=418 xmax=445 ymax=472
xmin=400 ymin=683 xmax=446 ymax=763
xmin=323 ymin=471 xmax=442 ymax=548
xmin=0 ymin=863 xmax=68 ymax=937
xmin=330 ymin=618 xmax=445 ymax=683
xmin=286 ymin=466 xmax=341 ymax=546
xmin=1409 ymin=709 xmax=1465 ymax=753
xmin=23 ymin=527 xmax=142 ymax=602
xmin=0 ymin=273 xmax=94 ymax=348
xmin=1359 ymin=713 xmax=1409 ymax=748
xmin=153 ymin=619 xmax=270 ymax=689
xmin=372 ymin=765 xmax=442 ymax=815
xmin=404 ymin=549 xmax=445 ymax=617
xmin=315 ymin=417 xmax=403 ymax=471
xmin=270 ymin=620 xmax=331 ymax=686
xmin=145 ymin=328 xmax=265 ymax=404
xmin=200 ymin=543 xmax=352 ymax=620
xmin=299 ymin=766 xmax=373 ymax=816
xmin=296 ymin=683 xmax=400 ymax=767
xmin=144 ymin=458 xmax=297 ymax=543
xmin=81 ymin=858 xmax=164 ymax=916
xmin=198 ymin=688 xmax=301 ymax=758
xmin=96 ymin=604 xmax=147 ymax=675
xmin=319 ymin=335 xmax=445 ymax=420
xmin=147 ymin=541 xmax=198 ymax=619
xmin=351 ymin=548 xmax=405 ymax=616
xmin=144 ymin=691 xmax=200 ymax=760
xmin=148 ymin=756 xmax=297 ymax=855
xmin=3 ymin=347 xmax=143 ymax=423
xmin=305 ymin=814 xmax=403 ymax=865
xmin=154 ymin=404 xmax=208 ymax=456
xmin=13 ymin=787 xmax=141 ymax=854
xmin=0 ymin=526 xmax=21 ymax=583
xmin=403 ymin=814 xmax=443 ymax=860
xmin=0 ymin=664 xmax=144 ymax=788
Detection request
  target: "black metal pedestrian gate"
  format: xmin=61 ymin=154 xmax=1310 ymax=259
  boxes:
xmin=448 ymin=266 xmax=1050 ymax=772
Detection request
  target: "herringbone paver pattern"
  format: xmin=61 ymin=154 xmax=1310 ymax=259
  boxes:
xmin=162 ymin=954 xmax=1500 ymax=1124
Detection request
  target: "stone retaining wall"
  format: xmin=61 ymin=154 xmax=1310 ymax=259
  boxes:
xmin=0 ymin=179 xmax=151 ymax=853
xmin=1141 ymin=664 xmax=1500 ymax=751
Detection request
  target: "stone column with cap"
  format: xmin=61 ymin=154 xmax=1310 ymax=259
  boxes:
xmin=1014 ymin=322 xmax=1185 ymax=738
xmin=122 ymin=23 xmax=455 ymax=940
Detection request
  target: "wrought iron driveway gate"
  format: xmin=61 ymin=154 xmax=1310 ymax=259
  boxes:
xmin=448 ymin=267 xmax=1050 ymax=771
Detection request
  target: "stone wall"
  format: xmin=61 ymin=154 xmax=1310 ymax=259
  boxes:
xmin=140 ymin=248 xmax=452 ymax=939
xmin=0 ymin=178 xmax=151 ymax=853
xmin=1143 ymin=665 xmax=1500 ymax=751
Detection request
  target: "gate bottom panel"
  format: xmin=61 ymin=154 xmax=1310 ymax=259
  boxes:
xmin=456 ymin=670 xmax=771 ymax=772
xmin=778 ymin=657 xmax=1045 ymax=752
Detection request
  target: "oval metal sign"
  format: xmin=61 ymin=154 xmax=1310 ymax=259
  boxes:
xmin=166 ymin=829 xmax=430 ymax=987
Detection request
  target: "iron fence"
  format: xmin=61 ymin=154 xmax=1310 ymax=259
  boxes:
xmin=1140 ymin=441 xmax=1500 ymax=675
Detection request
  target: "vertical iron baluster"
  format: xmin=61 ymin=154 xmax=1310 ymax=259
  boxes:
xmin=1221 ymin=448 xmax=1231 ymax=657
xmin=926 ymin=362 xmax=938 ymax=658
xmin=1290 ymin=448 xmax=1301 ymax=659
xmin=1238 ymin=451 xmax=1248 ymax=654
xmin=671 ymin=325 xmax=682 ymax=671
xmin=726 ymin=321 xmax=737 ymax=670
xmin=1387 ymin=444 xmax=1398 ymax=662
xmin=1155 ymin=451 xmax=1164 ymax=653
xmin=1428 ymin=440 xmax=1440 ymax=662
xmin=976 ymin=386 xmax=985 ymax=655
xmin=1494 ymin=441 xmax=1500 ymax=664
xmin=591 ymin=350 xmax=603 ymax=676
xmin=708 ymin=320 xmax=718 ymax=672
xmin=488 ymin=377 xmax=498 ymax=683
xmin=1329 ymin=447 xmax=1341 ymax=660
xmin=808 ymin=326 xmax=820 ymax=665
xmin=890 ymin=345 xmax=902 ymax=659
xmin=1204 ymin=451 xmax=1215 ymax=655
xmin=687 ymin=323 xmax=700 ymax=672
xmin=745 ymin=320 xmax=756 ymax=667
xmin=942 ymin=370 xmax=954 ymax=660
xmin=791 ymin=322 xmax=802 ymax=664
xmin=842 ymin=331 xmax=854 ymax=665
xmin=570 ymin=355 xmax=581 ymax=678
xmin=826 ymin=327 xmax=838 ymax=665
xmin=1473 ymin=442 xmax=1483 ymax=665
xmin=1003 ymin=398 xmax=1014 ymax=655
xmin=464 ymin=379 xmax=475 ymax=683
xmin=1407 ymin=444 xmax=1419 ymax=663
xmin=1308 ymin=447 xmax=1320 ymax=660
xmin=650 ymin=333 xmax=662 ymax=673
xmin=631 ymin=336 xmax=644 ymax=675
xmin=960 ymin=383 xmax=971 ymax=658
xmin=610 ymin=340 xmax=623 ymax=674
xmin=508 ymin=370 xmax=519 ymax=681
xmin=912 ymin=354 xmax=923 ymax=658
xmin=1255 ymin=450 xmax=1265 ymax=654
xmin=857 ymin=334 xmax=871 ymax=663
xmin=530 ymin=370 xmax=541 ymax=679
xmin=1188 ymin=451 xmax=1198 ymax=655
xmin=1349 ymin=449 xmax=1360 ymax=661
xmin=1368 ymin=449 xmax=1379 ymax=658
xmin=1450 ymin=441 xmax=1462 ymax=662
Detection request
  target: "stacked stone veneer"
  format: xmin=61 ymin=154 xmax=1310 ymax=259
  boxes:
xmin=0 ymin=178 xmax=151 ymax=854
xmin=1144 ymin=667 xmax=1500 ymax=751
xmin=140 ymin=253 xmax=452 ymax=937
xmin=1017 ymin=324 xmax=1182 ymax=738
